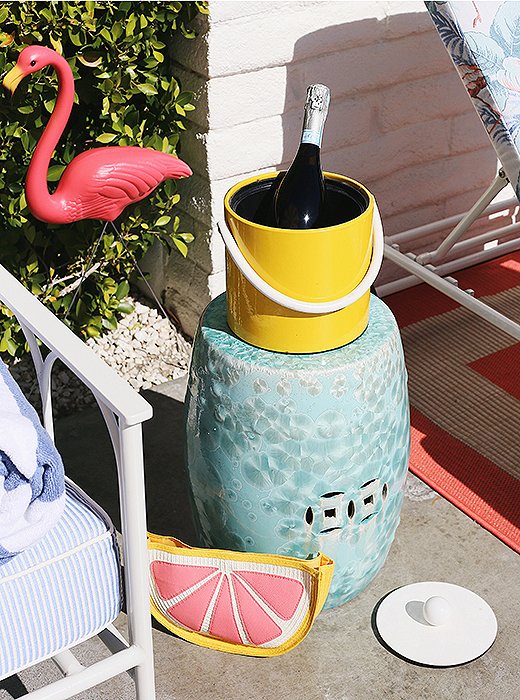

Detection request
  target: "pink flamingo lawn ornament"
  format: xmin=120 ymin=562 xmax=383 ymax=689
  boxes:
xmin=3 ymin=45 xmax=192 ymax=224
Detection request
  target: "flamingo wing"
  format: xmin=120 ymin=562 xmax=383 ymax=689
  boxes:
xmin=55 ymin=146 xmax=191 ymax=222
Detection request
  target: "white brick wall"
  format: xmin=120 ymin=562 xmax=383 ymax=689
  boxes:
xmin=151 ymin=0 xmax=504 ymax=336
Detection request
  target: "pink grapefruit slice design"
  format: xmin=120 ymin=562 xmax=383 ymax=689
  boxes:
xmin=148 ymin=533 xmax=334 ymax=657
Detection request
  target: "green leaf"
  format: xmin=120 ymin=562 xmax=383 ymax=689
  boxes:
xmin=173 ymin=237 xmax=189 ymax=257
xmin=137 ymin=83 xmax=158 ymax=96
xmin=155 ymin=215 xmax=171 ymax=227
xmin=102 ymin=316 xmax=118 ymax=331
xmin=96 ymin=133 xmax=118 ymax=143
xmin=116 ymin=301 xmax=134 ymax=314
xmin=176 ymin=232 xmax=194 ymax=243
xmin=86 ymin=325 xmax=101 ymax=338
xmin=69 ymin=31 xmax=83 ymax=47
xmin=49 ymin=35 xmax=63 ymax=55
xmin=78 ymin=53 xmax=103 ymax=68
xmin=125 ymin=15 xmax=137 ymax=36
xmin=47 ymin=165 xmax=66 ymax=182
xmin=115 ymin=280 xmax=130 ymax=300
xmin=112 ymin=21 xmax=123 ymax=40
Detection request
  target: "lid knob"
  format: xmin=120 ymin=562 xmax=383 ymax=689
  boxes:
xmin=423 ymin=596 xmax=452 ymax=626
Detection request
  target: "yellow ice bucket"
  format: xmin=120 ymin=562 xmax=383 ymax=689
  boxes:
xmin=221 ymin=171 xmax=384 ymax=353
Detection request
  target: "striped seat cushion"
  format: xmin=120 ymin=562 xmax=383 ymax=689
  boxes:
xmin=0 ymin=479 xmax=121 ymax=680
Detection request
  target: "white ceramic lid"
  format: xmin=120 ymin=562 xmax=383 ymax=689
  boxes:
xmin=375 ymin=581 xmax=498 ymax=666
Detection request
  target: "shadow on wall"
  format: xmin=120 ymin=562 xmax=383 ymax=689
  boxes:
xmin=279 ymin=11 xmax=497 ymax=237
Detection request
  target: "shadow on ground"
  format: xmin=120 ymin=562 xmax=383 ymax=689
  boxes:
xmin=54 ymin=384 xmax=198 ymax=545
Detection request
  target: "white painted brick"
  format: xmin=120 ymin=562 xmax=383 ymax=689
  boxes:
xmin=280 ymin=96 xmax=376 ymax=168
xmin=441 ymin=185 xmax=506 ymax=223
xmin=381 ymin=202 xmax=446 ymax=238
xmin=378 ymin=72 xmax=473 ymax=133
xmin=382 ymin=2 xmax=436 ymax=38
xmin=449 ymin=112 xmax=492 ymax=155
xmin=208 ymin=269 xmax=226 ymax=299
xmin=159 ymin=0 xmax=507 ymax=336
xmin=206 ymin=116 xmax=284 ymax=180
xmin=288 ymin=32 xmax=453 ymax=106
xmin=204 ymin=94 xmax=375 ymax=181
xmin=324 ymin=119 xmax=451 ymax=185
xmin=206 ymin=66 xmax=287 ymax=129
xmin=369 ymin=148 xmax=497 ymax=216
xmin=382 ymin=180 xmax=515 ymax=242
xmin=206 ymin=2 xmax=390 ymax=77
xmin=210 ymin=1 xmax=280 ymax=24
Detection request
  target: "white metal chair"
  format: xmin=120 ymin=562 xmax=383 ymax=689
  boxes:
xmin=0 ymin=261 xmax=155 ymax=699
xmin=381 ymin=1 xmax=520 ymax=341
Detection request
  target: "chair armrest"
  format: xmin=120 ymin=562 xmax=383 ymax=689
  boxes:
xmin=0 ymin=263 xmax=153 ymax=427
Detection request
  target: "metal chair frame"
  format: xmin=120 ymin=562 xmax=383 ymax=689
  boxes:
xmin=379 ymin=169 xmax=520 ymax=341
xmin=0 ymin=262 xmax=155 ymax=700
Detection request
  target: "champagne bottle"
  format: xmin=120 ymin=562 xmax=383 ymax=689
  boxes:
xmin=274 ymin=84 xmax=330 ymax=229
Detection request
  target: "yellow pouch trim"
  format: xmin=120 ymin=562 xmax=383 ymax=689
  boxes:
xmin=147 ymin=532 xmax=334 ymax=657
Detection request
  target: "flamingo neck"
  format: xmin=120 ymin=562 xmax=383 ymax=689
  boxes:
xmin=26 ymin=54 xmax=74 ymax=222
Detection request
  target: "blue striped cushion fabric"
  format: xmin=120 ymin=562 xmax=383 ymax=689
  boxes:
xmin=0 ymin=479 xmax=121 ymax=680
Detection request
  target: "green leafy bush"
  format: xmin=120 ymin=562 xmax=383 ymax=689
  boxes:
xmin=0 ymin=1 xmax=207 ymax=357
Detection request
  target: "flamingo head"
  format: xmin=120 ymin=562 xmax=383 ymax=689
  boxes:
xmin=3 ymin=45 xmax=59 ymax=93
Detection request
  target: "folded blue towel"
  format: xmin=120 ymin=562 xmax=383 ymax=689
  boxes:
xmin=0 ymin=359 xmax=65 ymax=564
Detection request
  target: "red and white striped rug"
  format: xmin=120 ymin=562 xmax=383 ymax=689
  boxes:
xmin=385 ymin=251 xmax=520 ymax=553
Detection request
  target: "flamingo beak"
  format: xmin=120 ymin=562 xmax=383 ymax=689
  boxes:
xmin=3 ymin=64 xmax=25 ymax=94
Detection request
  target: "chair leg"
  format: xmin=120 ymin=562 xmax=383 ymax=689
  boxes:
xmin=118 ymin=423 xmax=156 ymax=700
xmin=134 ymin=657 xmax=156 ymax=700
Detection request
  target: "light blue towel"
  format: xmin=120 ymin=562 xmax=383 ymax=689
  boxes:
xmin=0 ymin=359 xmax=65 ymax=564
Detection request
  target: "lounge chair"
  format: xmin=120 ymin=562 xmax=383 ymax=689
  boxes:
xmin=383 ymin=0 xmax=520 ymax=340
xmin=0 ymin=261 xmax=155 ymax=699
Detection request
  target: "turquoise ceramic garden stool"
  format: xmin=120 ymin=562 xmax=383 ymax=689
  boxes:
xmin=185 ymin=293 xmax=410 ymax=609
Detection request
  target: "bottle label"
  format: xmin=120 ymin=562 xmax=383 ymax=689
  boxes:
xmin=301 ymin=128 xmax=323 ymax=146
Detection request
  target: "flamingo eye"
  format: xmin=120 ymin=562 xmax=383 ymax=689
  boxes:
xmin=30 ymin=60 xmax=36 ymax=67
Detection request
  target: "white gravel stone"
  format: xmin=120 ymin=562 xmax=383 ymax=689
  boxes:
xmin=8 ymin=293 xmax=192 ymax=416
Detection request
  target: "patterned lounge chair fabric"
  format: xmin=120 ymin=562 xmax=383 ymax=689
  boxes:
xmin=426 ymin=1 xmax=520 ymax=200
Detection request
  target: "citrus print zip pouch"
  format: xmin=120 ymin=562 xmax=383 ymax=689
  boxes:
xmin=148 ymin=532 xmax=334 ymax=656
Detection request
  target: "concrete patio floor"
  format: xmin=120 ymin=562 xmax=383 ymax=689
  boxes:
xmin=4 ymin=375 xmax=518 ymax=699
